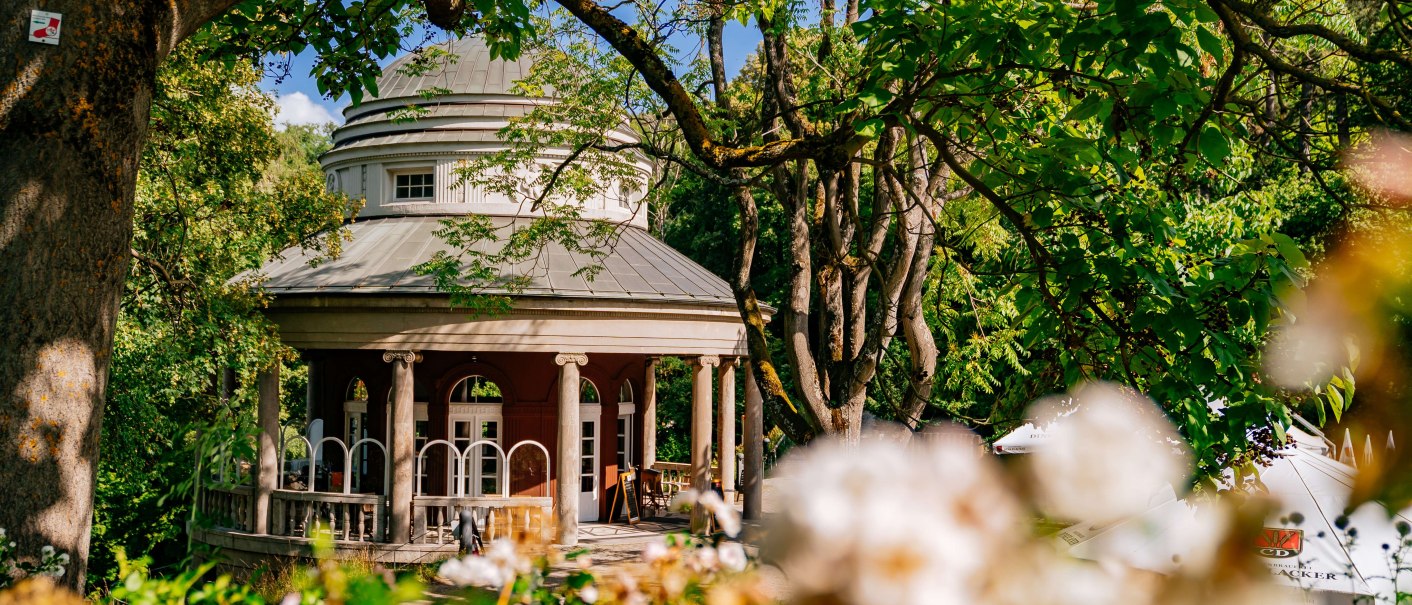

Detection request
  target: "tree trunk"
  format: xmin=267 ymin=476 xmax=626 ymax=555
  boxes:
xmin=0 ymin=0 xmax=224 ymax=588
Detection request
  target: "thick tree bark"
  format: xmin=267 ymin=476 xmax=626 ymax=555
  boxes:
xmin=0 ymin=0 xmax=235 ymax=588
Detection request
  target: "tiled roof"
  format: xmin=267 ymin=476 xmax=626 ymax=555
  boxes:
xmin=251 ymin=216 xmax=737 ymax=306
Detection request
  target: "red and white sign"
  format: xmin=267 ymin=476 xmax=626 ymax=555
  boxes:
xmin=29 ymin=10 xmax=61 ymax=46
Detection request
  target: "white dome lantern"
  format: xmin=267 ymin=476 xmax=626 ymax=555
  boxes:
xmin=319 ymin=37 xmax=650 ymax=226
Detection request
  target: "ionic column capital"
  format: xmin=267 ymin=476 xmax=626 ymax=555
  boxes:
xmin=555 ymin=353 xmax=589 ymax=367
xmin=694 ymin=355 xmax=721 ymax=368
xmin=382 ymin=350 xmax=421 ymax=364
xmin=719 ymin=356 xmax=739 ymax=369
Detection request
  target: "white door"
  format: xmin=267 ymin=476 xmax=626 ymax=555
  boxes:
xmin=451 ymin=415 xmax=502 ymax=496
xmin=579 ymin=419 xmax=599 ymax=522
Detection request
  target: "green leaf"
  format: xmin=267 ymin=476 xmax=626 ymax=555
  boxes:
xmin=858 ymin=86 xmax=895 ymax=109
xmin=1065 ymin=95 xmax=1111 ymax=122
xmin=1195 ymin=25 xmax=1225 ymax=62
xmin=854 ymin=117 xmax=887 ymax=139
xmin=1270 ymin=233 xmax=1309 ymax=270
xmin=1197 ymin=127 xmax=1231 ymax=164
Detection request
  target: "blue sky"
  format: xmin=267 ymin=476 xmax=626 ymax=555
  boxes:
xmin=263 ymin=22 xmax=764 ymax=127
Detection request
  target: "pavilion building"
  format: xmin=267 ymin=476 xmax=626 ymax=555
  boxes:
xmin=193 ymin=37 xmax=767 ymax=564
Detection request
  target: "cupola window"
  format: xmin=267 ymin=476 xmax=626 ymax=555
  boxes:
xmin=394 ymin=172 xmax=435 ymax=200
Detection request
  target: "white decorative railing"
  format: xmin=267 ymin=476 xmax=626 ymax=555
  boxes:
xmin=201 ymin=484 xmax=254 ymax=532
xmin=197 ymin=433 xmax=555 ymax=546
xmin=280 ymin=434 xmax=389 ymax=494
xmin=412 ymin=495 xmax=552 ymax=545
xmin=271 ymin=489 xmax=386 ymax=542
xmin=416 ymin=439 xmax=551 ymax=498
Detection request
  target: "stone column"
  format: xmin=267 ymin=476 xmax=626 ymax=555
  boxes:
xmin=690 ymin=355 xmax=719 ymax=533
xmin=254 ymin=365 xmax=280 ymax=535
xmin=555 ymin=353 xmax=588 ymax=546
xmin=304 ymin=352 xmax=324 ymax=468
xmin=304 ymin=352 xmax=323 ymax=427
xmin=717 ymin=358 xmax=738 ymax=503
xmin=642 ymin=357 xmax=658 ymax=470
xmin=743 ymin=361 xmax=765 ymax=521
xmin=383 ymin=350 xmax=418 ymax=544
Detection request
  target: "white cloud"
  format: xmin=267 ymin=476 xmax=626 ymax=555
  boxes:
xmin=273 ymin=92 xmax=341 ymax=128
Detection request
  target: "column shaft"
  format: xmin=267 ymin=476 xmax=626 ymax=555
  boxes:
xmin=555 ymin=353 xmax=587 ymax=545
xmin=642 ymin=358 xmax=658 ymax=470
xmin=743 ymin=362 xmax=765 ymax=520
xmin=717 ymin=360 xmax=737 ymax=502
xmin=254 ymin=366 xmax=280 ymax=535
xmin=690 ymin=356 xmax=718 ymax=533
xmin=384 ymin=350 xmax=417 ymax=544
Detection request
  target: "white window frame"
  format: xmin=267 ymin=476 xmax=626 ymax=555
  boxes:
xmin=449 ymin=403 xmax=504 ymax=497
xmin=579 ymin=403 xmax=602 ymax=522
xmin=389 ymin=168 xmax=435 ymax=202
xmin=616 ymin=410 xmax=634 ymax=471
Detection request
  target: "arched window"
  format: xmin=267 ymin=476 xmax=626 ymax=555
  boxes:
xmin=449 ymin=375 xmax=503 ymax=404
xmin=580 ymin=379 xmax=600 ymax=404
xmin=344 ymin=377 xmax=370 ymax=491
xmin=448 ymin=375 xmax=504 ymax=496
xmin=618 ymin=381 xmax=633 ymax=405
xmin=346 ymin=377 xmax=368 ymax=402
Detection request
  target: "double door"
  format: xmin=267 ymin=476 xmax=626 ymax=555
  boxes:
xmin=451 ymin=413 xmax=502 ymax=497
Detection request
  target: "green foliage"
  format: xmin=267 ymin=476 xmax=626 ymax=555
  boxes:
xmin=92 ymin=43 xmax=357 ymax=587
xmin=199 ymin=0 xmax=539 ymax=105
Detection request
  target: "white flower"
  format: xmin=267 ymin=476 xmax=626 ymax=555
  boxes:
xmin=641 ymin=539 xmax=669 ymax=563
xmin=440 ymin=556 xmax=508 ymax=588
xmin=685 ymin=545 xmax=719 ymax=574
xmin=766 ymin=432 xmax=1024 ymax=605
xmin=40 ymin=545 xmax=54 ymax=557
xmin=439 ymin=540 xmax=529 ymax=588
xmin=1027 ymin=383 xmax=1192 ymax=525
xmin=670 ymin=489 xmax=742 ymax=537
xmin=717 ymin=542 xmax=747 ymax=572
xmin=579 ymin=583 xmax=599 ymax=603
xmin=279 ymin=592 xmax=301 ymax=605
xmin=0 ymin=528 xmax=6 ymax=539
xmin=58 ymin=553 xmax=70 ymax=564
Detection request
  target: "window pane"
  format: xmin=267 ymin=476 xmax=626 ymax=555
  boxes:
xmin=581 ymin=477 xmax=593 ymax=492
xmin=395 ymin=172 xmax=433 ymax=199
xmin=581 ymin=379 xmax=600 ymax=403
xmin=482 ymin=478 xmax=497 ymax=495
xmin=455 ymin=422 xmax=470 ymax=439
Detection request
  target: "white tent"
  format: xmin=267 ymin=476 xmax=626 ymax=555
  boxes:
xmin=993 ymin=407 xmax=1076 ymax=454
xmin=1056 ymin=429 xmax=1412 ymax=602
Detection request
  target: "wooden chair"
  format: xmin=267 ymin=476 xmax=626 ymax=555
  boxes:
xmin=638 ymin=468 xmax=670 ymax=519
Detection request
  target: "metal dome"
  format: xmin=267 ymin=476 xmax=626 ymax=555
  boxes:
xmin=373 ymin=37 xmax=537 ymax=101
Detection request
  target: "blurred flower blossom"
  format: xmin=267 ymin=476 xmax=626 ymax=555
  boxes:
xmin=439 ymin=539 xmax=529 ymax=588
xmin=641 ymin=538 xmax=669 ymax=563
xmin=671 ymin=489 xmax=741 ymax=537
xmin=1028 ymin=383 xmax=1193 ymax=524
xmin=717 ymin=542 xmax=747 ymax=572
xmin=767 ymin=431 xmax=1024 ymax=605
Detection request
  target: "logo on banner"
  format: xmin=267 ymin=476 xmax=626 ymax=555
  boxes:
xmin=1256 ymin=528 xmax=1304 ymax=558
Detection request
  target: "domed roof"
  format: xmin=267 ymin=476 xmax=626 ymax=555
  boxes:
xmin=372 ymin=37 xmax=537 ymax=102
